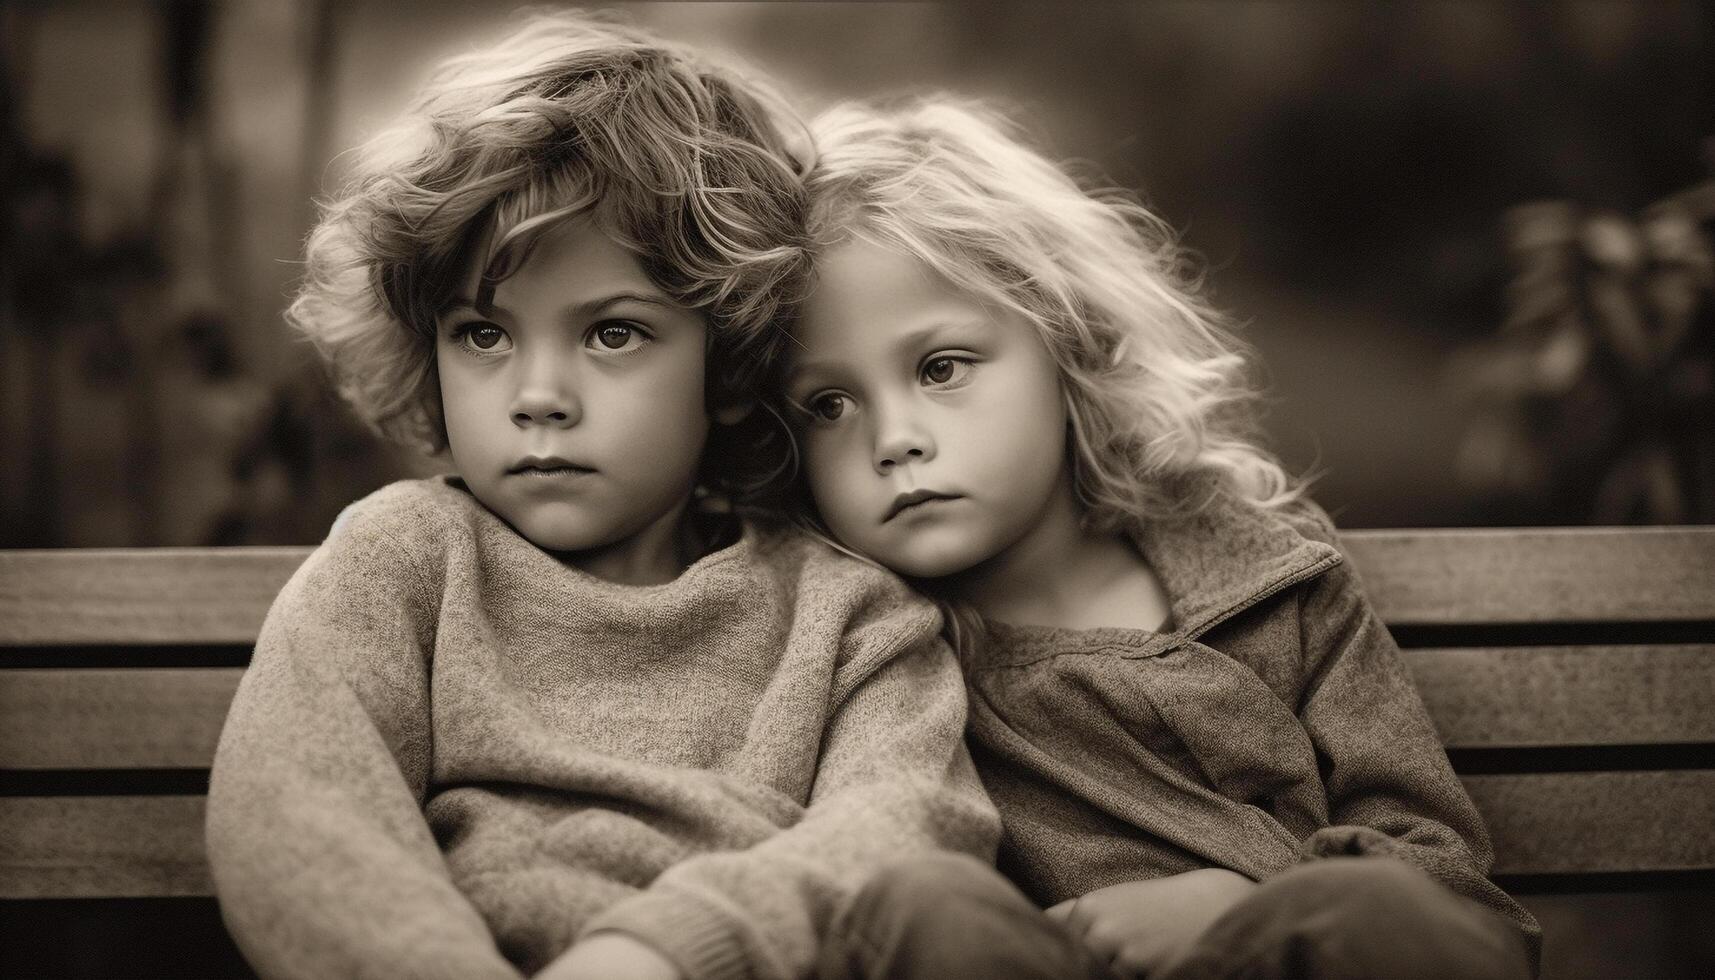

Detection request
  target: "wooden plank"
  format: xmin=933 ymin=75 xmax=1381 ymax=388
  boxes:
xmin=2 ymin=648 xmax=1707 ymax=764
xmin=1 ymin=649 xmax=1706 ymax=766
xmin=7 ymin=647 xmax=1701 ymax=769
xmin=0 ymin=529 xmax=1708 ymax=644
xmin=0 ymin=796 xmax=211 ymax=898
xmin=0 ymin=548 xmax=309 ymax=646
xmin=1408 ymin=645 xmax=1715 ymax=748
xmin=1 ymin=774 xmax=1706 ymax=897
xmin=0 ymin=669 xmax=243 ymax=768
xmin=1342 ymin=527 xmax=1715 ymax=625
xmin=1466 ymin=771 xmax=1715 ymax=875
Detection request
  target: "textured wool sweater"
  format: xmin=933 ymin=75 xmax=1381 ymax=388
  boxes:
xmin=206 ymin=477 xmax=999 ymax=980
xmin=963 ymin=489 xmax=1542 ymax=958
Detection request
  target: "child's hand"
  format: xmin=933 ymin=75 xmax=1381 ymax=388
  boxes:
xmin=538 ymin=933 xmax=682 ymax=980
xmin=1045 ymin=868 xmax=1256 ymax=978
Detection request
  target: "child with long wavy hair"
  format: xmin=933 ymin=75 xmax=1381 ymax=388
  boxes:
xmin=205 ymin=17 xmax=997 ymax=980
xmin=781 ymin=100 xmax=1541 ymax=980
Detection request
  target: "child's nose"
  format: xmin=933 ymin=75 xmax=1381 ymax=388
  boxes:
xmin=510 ymin=370 xmax=581 ymax=428
xmin=874 ymin=421 xmax=935 ymax=473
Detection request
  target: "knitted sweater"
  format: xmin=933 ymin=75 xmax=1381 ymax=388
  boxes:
xmin=206 ymin=477 xmax=999 ymax=980
xmin=964 ymin=490 xmax=1542 ymax=959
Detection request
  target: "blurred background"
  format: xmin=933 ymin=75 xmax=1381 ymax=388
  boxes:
xmin=2 ymin=0 xmax=1712 ymax=551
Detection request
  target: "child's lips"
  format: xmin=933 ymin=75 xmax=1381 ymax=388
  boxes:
xmin=512 ymin=466 xmax=595 ymax=478
xmin=884 ymin=489 xmax=961 ymax=522
xmin=507 ymin=455 xmax=598 ymax=480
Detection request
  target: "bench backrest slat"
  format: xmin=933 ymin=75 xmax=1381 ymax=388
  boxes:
xmin=1406 ymin=644 xmax=1715 ymax=748
xmin=1342 ymin=526 xmax=1715 ymax=624
xmin=4 ymin=647 xmax=1709 ymax=772
xmin=4 ymin=528 xmax=1712 ymax=645
xmin=0 ymin=796 xmax=210 ymax=898
xmin=0 ymin=668 xmax=243 ymax=769
xmin=1468 ymin=770 xmax=1715 ymax=875
xmin=0 ymin=548 xmax=308 ymax=646
xmin=7 ymin=771 xmax=1708 ymax=897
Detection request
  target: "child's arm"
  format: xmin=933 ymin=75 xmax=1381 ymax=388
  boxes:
xmin=543 ymin=608 xmax=1001 ymax=980
xmin=205 ymin=524 xmax=522 ymax=980
xmin=1293 ymin=538 xmax=1542 ymax=950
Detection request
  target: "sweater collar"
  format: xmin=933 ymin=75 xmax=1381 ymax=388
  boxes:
xmin=975 ymin=485 xmax=1341 ymax=667
xmin=1135 ymin=483 xmax=1342 ymax=641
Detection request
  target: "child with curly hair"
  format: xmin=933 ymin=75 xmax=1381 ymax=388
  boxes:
xmin=780 ymin=99 xmax=1541 ymax=980
xmin=206 ymin=18 xmax=996 ymax=980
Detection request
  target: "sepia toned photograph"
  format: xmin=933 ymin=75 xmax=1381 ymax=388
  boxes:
xmin=1 ymin=2 xmax=1711 ymax=978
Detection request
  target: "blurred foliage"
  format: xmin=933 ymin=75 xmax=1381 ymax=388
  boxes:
xmin=1449 ymin=158 xmax=1715 ymax=523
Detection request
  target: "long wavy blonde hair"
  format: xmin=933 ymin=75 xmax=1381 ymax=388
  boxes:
xmin=288 ymin=10 xmax=810 ymax=499
xmin=793 ymin=98 xmax=1301 ymax=539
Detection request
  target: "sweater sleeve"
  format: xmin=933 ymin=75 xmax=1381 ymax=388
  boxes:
xmin=557 ymin=612 xmax=1001 ymax=980
xmin=1292 ymin=548 xmax=1543 ymax=959
xmin=205 ymin=505 xmax=522 ymax=980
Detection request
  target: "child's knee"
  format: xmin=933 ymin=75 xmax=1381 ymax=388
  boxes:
xmin=1179 ymin=859 xmax=1530 ymax=980
xmin=1267 ymin=858 xmax=1499 ymax=940
xmin=1275 ymin=855 xmax=1441 ymax=914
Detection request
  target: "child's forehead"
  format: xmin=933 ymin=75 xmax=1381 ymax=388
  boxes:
xmin=453 ymin=213 xmax=665 ymax=316
xmin=813 ymin=235 xmax=943 ymax=297
xmin=795 ymin=252 xmax=1004 ymax=362
xmin=809 ymin=236 xmax=1008 ymax=322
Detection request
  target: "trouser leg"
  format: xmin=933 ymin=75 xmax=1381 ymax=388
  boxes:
xmin=819 ymin=852 xmax=1119 ymax=980
xmin=1163 ymin=857 xmax=1534 ymax=980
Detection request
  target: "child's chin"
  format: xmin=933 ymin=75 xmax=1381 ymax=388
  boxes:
xmin=882 ymin=543 xmax=984 ymax=582
xmin=529 ymin=533 xmax=611 ymax=555
xmin=510 ymin=515 xmax=629 ymax=557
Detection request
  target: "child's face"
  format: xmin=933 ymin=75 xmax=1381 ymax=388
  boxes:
xmin=787 ymin=238 xmax=1070 ymax=579
xmin=437 ymin=216 xmax=710 ymax=572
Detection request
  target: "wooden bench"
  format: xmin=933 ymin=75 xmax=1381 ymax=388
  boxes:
xmin=2 ymin=528 xmax=1712 ymax=978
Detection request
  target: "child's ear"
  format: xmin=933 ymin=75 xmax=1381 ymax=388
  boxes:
xmin=713 ymin=401 xmax=755 ymax=426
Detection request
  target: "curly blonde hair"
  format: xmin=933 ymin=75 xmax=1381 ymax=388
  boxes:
xmin=790 ymin=98 xmax=1300 ymax=536
xmin=288 ymin=9 xmax=809 ymax=497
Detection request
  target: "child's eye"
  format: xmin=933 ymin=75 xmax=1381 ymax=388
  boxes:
xmin=808 ymin=392 xmax=851 ymax=422
xmin=456 ymin=323 xmax=512 ymax=353
xmin=587 ymin=321 xmax=650 ymax=352
xmin=920 ymin=356 xmax=973 ymax=388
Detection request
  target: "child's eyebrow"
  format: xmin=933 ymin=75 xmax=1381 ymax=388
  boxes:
xmin=579 ymin=292 xmax=681 ymax=316
xmin=788 ymin=318 xmax=990 ymax=380
xmin=784 ymin=360 xmax=834 ymax=388
xmin=440 ymin=291 xmax=681 ymax=320
xmin=885 ymin=319 xmax=988 ymax=357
